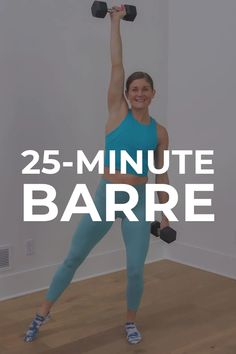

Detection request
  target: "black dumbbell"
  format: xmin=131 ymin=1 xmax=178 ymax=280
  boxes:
xmin=91 ymin=1 xmax=137 ymax=22
xmin=151 ymin=221 xmax=177 ymax=244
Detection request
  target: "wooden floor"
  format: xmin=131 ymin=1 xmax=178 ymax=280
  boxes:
xmin=1 ymin=260 xmax=236 ymax=354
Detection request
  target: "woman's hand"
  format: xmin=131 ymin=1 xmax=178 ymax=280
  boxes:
xmin=110 ymin=4 xmax=127 ymax=21
xmin=160 ymin=215 xmax=170 ymax=230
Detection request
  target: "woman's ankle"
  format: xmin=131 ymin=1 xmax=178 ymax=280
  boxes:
xmin=38 ymin=300 xmax=54 ymax=317
xmin=37 ymin=308 xmax=50 ymax=317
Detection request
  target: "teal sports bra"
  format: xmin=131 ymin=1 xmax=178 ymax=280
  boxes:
xmin=104 ymin=109 xmax=158 ymax=176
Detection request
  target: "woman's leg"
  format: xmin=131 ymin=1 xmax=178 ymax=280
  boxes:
xmin=24 ymin=178 xmax=113 ymax=341
xmin=121 ymin=184 xmax=150 ymax=343
xmin=44 ymin=179 xmax=113 ymax=302
xmin=121 ymin=185 xmax=150 ymax=315
xmin=45 ymin=214 xmax=113 ymax=303
xmin=37 ymin=211 xmax=114 ymax=315
xmin=121 ymin=214 xmax=150 ymax=316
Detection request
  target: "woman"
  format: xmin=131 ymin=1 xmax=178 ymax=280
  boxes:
xmin=24 ymin=5 xmax=170 ymax=345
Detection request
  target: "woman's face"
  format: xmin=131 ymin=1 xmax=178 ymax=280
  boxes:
xmin=126 ymin=78 xmax=156 ymax=109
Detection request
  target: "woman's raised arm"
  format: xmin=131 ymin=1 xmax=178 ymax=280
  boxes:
xmin=107 ymin=6 xmax=127 ymax=114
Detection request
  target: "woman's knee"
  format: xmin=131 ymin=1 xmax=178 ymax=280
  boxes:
xmin=127 ymin=265 xmax=144 ymax=281
xmin=63 ymin=251 xmax=86 ymax=270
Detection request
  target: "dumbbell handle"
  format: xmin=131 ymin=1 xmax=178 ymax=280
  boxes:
xmin=107 ymin=6 xmax=123 ymax=14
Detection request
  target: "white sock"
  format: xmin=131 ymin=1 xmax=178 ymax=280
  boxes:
xmin=24 ymin=312 xmax=51 ymax=342
xmin=125 ymin=322 xmax=142 ymax=344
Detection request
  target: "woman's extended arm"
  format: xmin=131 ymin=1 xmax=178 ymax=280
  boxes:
xmin=107 ymin=6 xmax=127 ymax=114
xmin=154 ymin=125 xmax=170 ymax=229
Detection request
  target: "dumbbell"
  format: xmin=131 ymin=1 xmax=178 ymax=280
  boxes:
xmin=151 ymin=221 xmax=177 ymax=244
xmin=91 ymin=1 xmax=137 ymax=22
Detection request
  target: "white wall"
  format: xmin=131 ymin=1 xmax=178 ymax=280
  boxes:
xmin=2 ymin=0 xmax=235 ymax=302
xmin=0 ymin=0 xmax=168 ymax=300
xmin=166 ymin=0 xmax=236 ymax=278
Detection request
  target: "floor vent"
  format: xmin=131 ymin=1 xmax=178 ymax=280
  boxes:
xmin=0 ymin=246 xmax=11 ymax=271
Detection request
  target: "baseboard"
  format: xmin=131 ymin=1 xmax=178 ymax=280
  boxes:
xmin=0 ymin=239 xmax=163 ymax=301
xmin=2 ymin=240 xmax=235 ymax=302
xmin=164 ymin=241 xmax=236 ymax=280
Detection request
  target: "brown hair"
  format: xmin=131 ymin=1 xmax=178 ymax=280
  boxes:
xmin=126 ymin=71 xmax=154 ymax=92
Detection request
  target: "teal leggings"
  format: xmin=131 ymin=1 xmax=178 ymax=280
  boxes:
xmin=46 ymin=178 xmax=151 ymax=311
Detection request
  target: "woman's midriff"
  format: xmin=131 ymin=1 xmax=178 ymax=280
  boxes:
xmin=102 ymin=166 xmax=148 ymax=185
